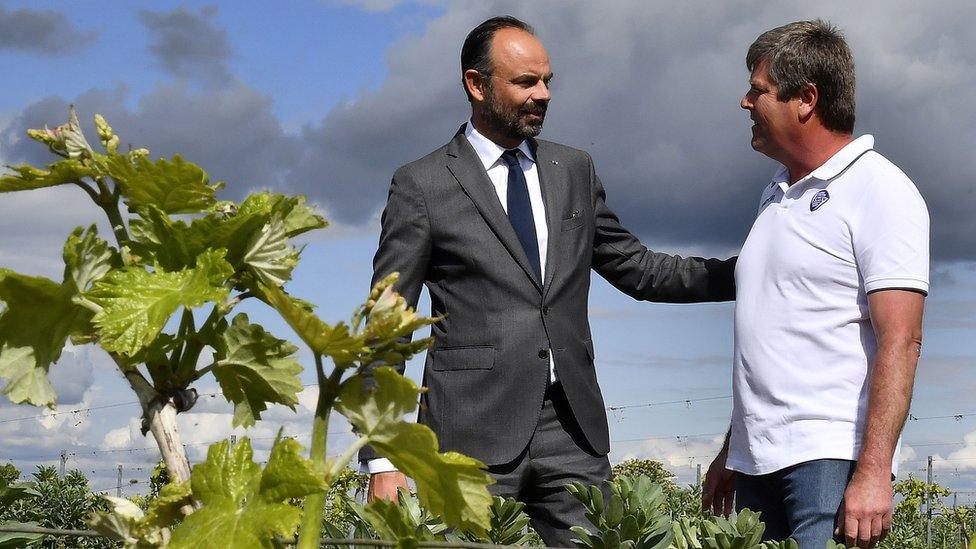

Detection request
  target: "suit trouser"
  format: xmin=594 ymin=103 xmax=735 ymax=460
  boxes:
xmin=486 ymin=382 xmax=612 ymax=548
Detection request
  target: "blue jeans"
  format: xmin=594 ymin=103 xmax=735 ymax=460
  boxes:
xmin=735 ymin=459 xmax=856 ymax=549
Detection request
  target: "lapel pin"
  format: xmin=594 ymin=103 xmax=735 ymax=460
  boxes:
xmin=551 ymin=160 xmax=558 ymax=165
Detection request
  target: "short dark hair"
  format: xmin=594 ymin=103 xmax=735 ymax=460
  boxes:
xmin=747 ymin=20 xmax=856 ymax=134
xmin=460 ymin=16 xmax=534 ymax=102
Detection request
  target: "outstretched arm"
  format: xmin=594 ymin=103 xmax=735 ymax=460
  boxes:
xmin=587 ymin=155 xmax=736 ymax=303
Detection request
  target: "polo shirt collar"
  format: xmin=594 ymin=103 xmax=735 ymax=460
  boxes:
xmin=809 ymin=134 xmax=874 ymax=181
xmin=464 ymin=120 xmax=536 ymax=171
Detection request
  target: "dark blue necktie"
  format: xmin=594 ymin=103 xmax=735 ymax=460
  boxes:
xmin=501 ymin=149 xmax=541 ymax=282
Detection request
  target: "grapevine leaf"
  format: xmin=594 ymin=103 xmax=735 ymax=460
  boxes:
xmin=88 ymin=496 xmax=166 ymax=547
xmin=144 ymin=480 xmax=192 ymax=527
xmin=336 ymin=367 xmax=493 ymax=534
xmin=128 ymin=206 xmax=212 ymax=271
xmin=0 ymin=159 xmax=97 ymax=193
xmin=257 ymin=282 xmax=362 ymax=366
xmin=87 ymin=250 xmax=233 ymax=356
xmin=168 ymin=437 xmax=322 ymax=548
xmin=63 ymin=225 xmax=119 ymax=293
xmin=105 ymin=153 xmax=219 ymax=214
xmin=242 ymin=219 xmax=298 ymax=287
xmin=270 ymin=194 xmax=328 ymax=237
xmin=0 ymin=270 xmax=92 ymax=406
xmin=258 ymin=435 xmax=328 ymax=501
xmin=211 ymin=313 xmax=303 ymax=427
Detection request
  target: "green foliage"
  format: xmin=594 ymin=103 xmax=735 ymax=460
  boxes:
xmin=672 ymin=508 xmax=798 ymax=549
xmin=872 ymin=475 xmax=973 ymax=549
xmin=319 ymin=467 xmax=369 ymax=541
xmin=0 ymin=264 xmax=95 ymax=406
xmin=210 ymin=313 xmax=303 ymax=427
xmin=613 ymin=459 xmax=678 ymax=488
xmin=256 ymin=273 xmax=434 ymax=369
xmin=353 ymin=488 xmax=451 ymax=548
xmin=0 ymin=159 xmax=97 ymax=192
xmin=103 ymin=153 xmax=220 ymax=215
xmin=336 ymin=367 xmax=494 ymax=534
xmin=92 ymin=436 xmax=327 ymax=548
xmin=349 ymin=490 xmax=543 ymax=548
xmin=0 ymin=468 xmax=43 ymax=549
xmin=457 ymin=496 xmax=543 ymax=546
xmin=4 ymin=108 xmax=496 ymax=549
xmin=612 ymin=459 xmax=702 ymax=521
xmin=567 ymin=475 xmax=674 ymax=549
xmin=87 ymin=249 xmax=233 ymax=356
xmin=1 ymin=465 xmax=114 ymax=549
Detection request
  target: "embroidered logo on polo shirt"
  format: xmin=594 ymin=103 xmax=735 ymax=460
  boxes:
xmin=810 ymin=190 xmax=830 ymax=211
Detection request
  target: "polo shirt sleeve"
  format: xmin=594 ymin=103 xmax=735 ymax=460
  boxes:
xmin=851 ymin=168 xmax=930 ymax=295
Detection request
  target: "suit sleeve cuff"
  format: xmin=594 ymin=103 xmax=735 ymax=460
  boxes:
xmin=360 ymin=458 xmax=397 ymax=474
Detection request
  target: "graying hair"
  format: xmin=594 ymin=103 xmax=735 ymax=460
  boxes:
xmin=747 ymin=20 xmax=855 ymax=134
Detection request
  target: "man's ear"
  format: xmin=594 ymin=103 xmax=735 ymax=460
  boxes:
xmin=797 ymin=82 xmax=818 ymax=122
xmin=464 ymin=69 xmax=487 ymax=103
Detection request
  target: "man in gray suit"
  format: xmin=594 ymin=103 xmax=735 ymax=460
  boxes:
xmin=361 ymin=16 xmax=736 ymax=545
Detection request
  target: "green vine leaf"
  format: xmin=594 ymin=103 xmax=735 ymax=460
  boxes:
xmin=0 ymin=269 xmax=92 ymax=407
xmin=105 ymin=153 xmax=220 ymax=214
xmin=242 ymin=218 xmax=299 ymax=287
xmin=211 ymin=313 xmax=304 ymax=428
xmin=0 ymin=159 xmax=97 ymax=193
xmin=236 ymin=192 xmax=327 ymax=238
xmin=336 ymin=367 xmax=494 ymax=534
xmin=63 ymin=225 xmax=119 ymax=293
xmin=257 ymin=282 xmax=362 ymax=366
xmin=87 ymin=250 xmax=233 ymax=356
xmin=168 ymin=437 xmax=325 ymax=548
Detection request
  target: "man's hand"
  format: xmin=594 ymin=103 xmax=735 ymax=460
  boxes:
xmin=367 ymin=471 xmax=410 ymax=503
xmin=702 ymin=449 xmax=736 ymax=517
xmin=836 ymin=469 xmax=893 ymax=549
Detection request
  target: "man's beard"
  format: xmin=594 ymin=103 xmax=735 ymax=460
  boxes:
xmin=483 ymin=85 xmax=546 ymax=141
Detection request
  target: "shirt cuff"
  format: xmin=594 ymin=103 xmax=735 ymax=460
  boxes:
xmin=360 ymin=458 xmax=397 ymax=474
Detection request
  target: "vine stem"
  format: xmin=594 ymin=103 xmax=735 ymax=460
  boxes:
xmin=297 ymin=354 xmax=342 ymax=549
xmin=119 ymin=367 xmax=195 ymax=515
xmin=95 ymin=185 xmax=195 ymax=513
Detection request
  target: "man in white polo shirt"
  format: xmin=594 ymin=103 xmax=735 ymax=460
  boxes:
xmin=702 ymin=20 xmax=929 ymax=549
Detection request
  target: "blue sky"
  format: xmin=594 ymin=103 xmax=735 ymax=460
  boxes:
xmin=1 ymin=0 xmax=975 ymax=502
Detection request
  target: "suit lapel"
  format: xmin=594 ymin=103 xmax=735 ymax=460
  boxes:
xmin=533 ymin=139 xmax=563 ymax=297
xmin=445 ymin=129 xmax=543 ymax=292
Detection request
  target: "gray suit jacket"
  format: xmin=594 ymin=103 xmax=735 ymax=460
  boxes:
xmin=361 ymin=126 xmax=735 ymax=466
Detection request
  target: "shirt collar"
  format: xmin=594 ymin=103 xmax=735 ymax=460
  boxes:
xmin=808 ymin=134 xmax=874 ymax=181
xmin=464 ymin=120 xmax=536 ymax=171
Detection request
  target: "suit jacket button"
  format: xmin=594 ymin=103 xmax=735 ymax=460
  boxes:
xmin=542 ymin=306 xmax=550 ymax=316
xmin=538 ymin=349 xmax=549 ymax=360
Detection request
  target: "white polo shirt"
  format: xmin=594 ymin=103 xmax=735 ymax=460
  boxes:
xmin=728 ymin=135 xmax=929 ymax=476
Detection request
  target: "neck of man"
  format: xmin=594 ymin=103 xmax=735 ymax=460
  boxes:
xmin=470 ymin=110 xmax=522 ymax=150
xmin=782 ymin=128 xmax=855 ymax=185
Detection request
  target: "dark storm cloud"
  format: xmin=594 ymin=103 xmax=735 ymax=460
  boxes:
xmin=0 ymin=1 xmax=98 ymax=55
xmin=1 ymin=82 xmax=297 ymax=202
xmin=287 ymin=0 xmax=976 ymax=261
xmin=3 ymin=0 xmax=974 ymax=261
xmin=137 ymin=6 xmax=233 ymax=86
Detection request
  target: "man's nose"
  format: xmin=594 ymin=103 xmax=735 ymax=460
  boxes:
xmin=534 ymin=81 xmax=551 ymax=102
xmin=740 ymin=94 xmax=752 ymax=110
